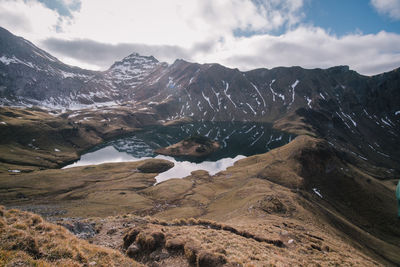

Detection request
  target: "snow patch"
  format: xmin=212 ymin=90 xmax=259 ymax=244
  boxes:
xmin=222 ymin=81 xmax=237 ymax=108
xmin=312 ymin=188 xmax=323 ymax=198
xmin=202 ymin=91 xmax=215 ymax=111
xmin=0 ymin=55 xmax=37 ymax=69
xmin=0 ymin=55 xmax=17 ymax=65
xmin=250 ymin=131 xmax=264 ymax=146
xmin=340 ymin=111 xmax=357 ymax=127
xmin=381 ymin=118 xmax=391 ymax=127
xmin=246 ymin=103 xmax=257 ymax=115
xmin=269 ymin=80 xmax=285 ymax=102
xmin=250 ymin=82 xmax=266 ymax=107
xmin=289 ymin=80 xmax=299 ymax=105
xmin=211 ymin=87 xmax=221 ymax=111
xmin=305 ymin=97 xmax=312 ymax=108
xmin=245 ymin=125 xmax=256 ymax=134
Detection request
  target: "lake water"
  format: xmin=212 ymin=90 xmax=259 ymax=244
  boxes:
xmin=64 ymin=122 xmax=294 ymax=183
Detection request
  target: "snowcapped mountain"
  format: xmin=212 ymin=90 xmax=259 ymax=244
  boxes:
xmin=136 ymin=59 xmax=399 ymax=173
xmin=0 ymin=27 xmax=166 ymax=109
xmin=0 ymin=26 xmax=399 ymax=171
xmin=0 ymin=27 xmax=96 ymax=108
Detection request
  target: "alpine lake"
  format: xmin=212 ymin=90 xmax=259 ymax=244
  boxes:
xmin=65 ymin=122 xmax=294 ymax=184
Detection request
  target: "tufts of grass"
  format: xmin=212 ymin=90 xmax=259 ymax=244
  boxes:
xmin=197 ymin=250 xmax=227 ymax=267
xmin=165 ymin=237 xmax=185 ymax=251
xmin=187 ymin=217 xmax=198 ymax=225
xmin=0 ymin=206 xmax=141 ymax=266
xmin=136 ymin=231 xmax=165 ymax=252
xmin=0 ymin=206 xmax=4 ymax=217
xmin=123 ymin=228 xmax=141 ymax=249
xmin=184 ymin=241 xmax=200 ymax=264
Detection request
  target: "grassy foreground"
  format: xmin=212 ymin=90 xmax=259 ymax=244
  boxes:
xmin=0 ymin=206 xmax=141 ymax=266
xmin=0 ymin=107 xmax=399 ymax=266
xmin=1 ymin=135 xmax=399 ymax=266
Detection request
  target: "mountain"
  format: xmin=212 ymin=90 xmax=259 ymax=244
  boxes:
xmin=0 ymin=27 xmax=165 ymax=109
xmin=131 ymin=59 xmax=400 ymax=176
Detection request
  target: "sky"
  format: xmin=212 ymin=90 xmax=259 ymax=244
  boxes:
xmin=0 ymin=0 xmax=400 ymax=75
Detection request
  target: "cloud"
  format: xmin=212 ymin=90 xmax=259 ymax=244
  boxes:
xmin=40 ymin=27 xmax=400 ymax=76
xmin=371 ymin=0 xmax=400 ymax=20
xmin=0 ymin=0 xmax=304 ymax=45
xmin=208 ymin=27 xmax=400 ymax=75
xmin=0 ymin=0 xmax=60 ymax=40
xmin=41 ymin=38 xmax=191 ymax=69
xmin=0 ymin=0 xmax=399 ymax=75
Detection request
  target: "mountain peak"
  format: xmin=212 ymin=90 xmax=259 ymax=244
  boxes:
xmin=122 ymin=53 xmax=159 ymax=63
xmin=107 ymin=53 xmax=160 ymax=73
xmin=327 ymin=65 xmax=350 ymax=73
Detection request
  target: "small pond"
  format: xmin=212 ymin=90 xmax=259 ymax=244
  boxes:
xmin=64 ymin=122 xmax=294 ymax=183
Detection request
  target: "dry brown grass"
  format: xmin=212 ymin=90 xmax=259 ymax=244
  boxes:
xmin=118 ymin=218 xmax=380 ymax=267
xmin=0 ymin=206 xmax=142 ymax=267
xmin=1 ymin=108 xmax=399 ymax=266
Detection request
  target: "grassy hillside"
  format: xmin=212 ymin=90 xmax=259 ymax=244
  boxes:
xmin=0 ymin=206 xmax=141 ymax=266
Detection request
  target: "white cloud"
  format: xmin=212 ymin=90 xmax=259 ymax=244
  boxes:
xmin=0 ymin=0 xmax=399 ymax=75
xmin=0 ymin=0 xmax=304 ymax=45
xmin=0 ymin=0 xmax=60 ymax=41
xmin=371 ymin=0 xmax=400 ymax=20
xmin=197 ymin=27 xmax=400 ymax=75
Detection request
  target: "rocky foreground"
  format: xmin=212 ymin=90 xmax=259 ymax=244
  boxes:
xmin=0 ymin=205 xmax=381 ymax=267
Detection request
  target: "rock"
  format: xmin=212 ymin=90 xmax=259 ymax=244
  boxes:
xmin=150 ymin=250 xmax=169 ymax=261
xmin=184 ymin=242 xmax=200 ymax=264
xmin=126 ymin=244 xmax=140 ymax=258
xmin=197 ymin=251 xmax=227 ymax=267
xmin=257 ymin=195 xmax=287 ymax=214
xmin=106 ymin=228 xmax=117 ymax=235
xmin=60 ymin=221 xmax=96 ymax=239
xmin=123 ymin=228 xmax=140 ymax=249
xmin=137 ymin=159 xmax=174 ymax=173
xmin=165 ymin=237 xmax=185 ymax=251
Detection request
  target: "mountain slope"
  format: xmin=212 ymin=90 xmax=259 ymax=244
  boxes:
xmin=0 ymin=27 xmax=166 ymax=109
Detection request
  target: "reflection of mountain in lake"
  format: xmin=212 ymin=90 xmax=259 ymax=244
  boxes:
xmin=107 ymin=122 xmax=294 ymax=162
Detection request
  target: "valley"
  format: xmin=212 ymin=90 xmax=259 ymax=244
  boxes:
xmin=0 ymin=26 xmax=400 ymax=266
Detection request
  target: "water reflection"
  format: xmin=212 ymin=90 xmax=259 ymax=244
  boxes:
xmin=64 ymin=146 xmax=245 ymax=184
xmin=155 ymin=155 xmax=245 ymax=184
xmin=64 ymin=122 xmax=293 ymax=183
xmin=65 ymin=146 xmax=141 ymax=167
xmin=108 ymin=122 xmax=293 ymax=162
